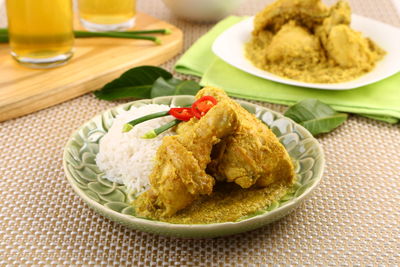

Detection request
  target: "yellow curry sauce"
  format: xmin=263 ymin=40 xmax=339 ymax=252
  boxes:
xmin=156 ymin=179 xmax=295 ymax=224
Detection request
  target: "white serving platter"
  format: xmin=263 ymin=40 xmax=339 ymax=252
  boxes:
xmin=212 ymin=15 xmax=400 ymax=90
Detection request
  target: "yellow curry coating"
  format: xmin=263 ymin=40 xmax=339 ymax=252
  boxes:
xmin=135 ymin=87 xmax=295 ymax=223
xmin=196 ymin=87 xmax=294 ymax=189
xmin=245 ymin=0 xmax=385 ymax=83
xmin=135 ymin=100 xmax=238 ymax=218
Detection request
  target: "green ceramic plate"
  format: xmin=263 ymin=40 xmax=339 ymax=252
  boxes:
xmin=63 ymin=95 xmax=324 ymax=238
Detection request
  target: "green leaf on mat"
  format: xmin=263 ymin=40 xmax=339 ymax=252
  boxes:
xmin=94 ymin=66 xmax=173 ymax=100
xmin=150 ymin=77 xmax=201 ymax=98
xmin=284 ymin=99 xmax=348 ymax=136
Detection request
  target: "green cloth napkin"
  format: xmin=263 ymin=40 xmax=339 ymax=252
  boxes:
xmin=175 ymin=16 xmax=400 ymax=123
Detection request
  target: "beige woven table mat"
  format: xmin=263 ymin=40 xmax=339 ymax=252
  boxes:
xmin=1 ymin=0 xmax=400 ymax=265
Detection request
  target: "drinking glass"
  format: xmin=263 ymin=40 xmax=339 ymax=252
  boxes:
xmin=78 ymin=0 xmax=136 ymax=32
xmin=6 ymin=0 xmax=74 ymax=69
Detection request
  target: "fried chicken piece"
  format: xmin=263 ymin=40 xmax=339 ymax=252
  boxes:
xmin=197 ymin=87 xmax=295 ymax=189
xmin=253 ymin=0 xmax=329 ymax=35
xmin=325 ymin=25 xmax=385 ymax=68
xmin=315 ymin=0 xmax=351 ymax=46
xmin=265 ymin=21 xmax=322 ymax=66
xmin=135 ymin=101 xmax=237 ymax=218
xmin=315 ymin=0 xmax=385 ymax=68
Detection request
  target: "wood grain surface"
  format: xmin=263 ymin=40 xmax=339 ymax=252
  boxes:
xmin=0 ymin=13 xmax=183 ymax=122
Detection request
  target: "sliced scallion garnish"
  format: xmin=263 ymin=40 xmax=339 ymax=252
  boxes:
xmin=0 ymin=28 xmax=171 ymax=44
xmin=122 ymin=110 xmax=170 ymax=133
xmin=141 ymin=119 xmax=180 ymax=139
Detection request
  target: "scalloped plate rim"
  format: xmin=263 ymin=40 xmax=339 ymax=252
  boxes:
xmin=63 ymin=95 xmax=325 ymax=237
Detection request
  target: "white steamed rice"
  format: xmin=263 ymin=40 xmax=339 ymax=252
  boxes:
xmin=96 ymin=104 xmax=175 ymax=195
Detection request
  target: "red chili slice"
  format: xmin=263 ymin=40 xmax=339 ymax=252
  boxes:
xmin=168 ymin=107 xmax=194 ymax=121
xmin=191 ymin=96 xmax=218 ymax=119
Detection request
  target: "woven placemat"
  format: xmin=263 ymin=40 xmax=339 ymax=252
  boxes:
xmin=1 ymin=0 xmax=399 ymax=265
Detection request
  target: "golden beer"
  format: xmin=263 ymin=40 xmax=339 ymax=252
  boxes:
xmin=6 ymin=0 xmax=74 ymax=68
xmin=78 ymin=0 xmax=136 ymax=31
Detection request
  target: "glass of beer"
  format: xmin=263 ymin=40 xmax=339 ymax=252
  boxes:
xmin=78 ymin=0 xmax=136 ymax=32
xmin=6 ymin=0 xmax=74 ymax=69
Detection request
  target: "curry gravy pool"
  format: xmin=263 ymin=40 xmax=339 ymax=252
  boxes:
xmin=153 ymin=180 xmax=294 ymax=224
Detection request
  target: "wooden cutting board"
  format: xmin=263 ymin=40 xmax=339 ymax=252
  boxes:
xmin=0 ymin=13 xmax=183 ymax=122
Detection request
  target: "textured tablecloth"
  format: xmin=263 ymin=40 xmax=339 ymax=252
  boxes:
xmin=1 ymin=0 xmax=400 ymax=265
